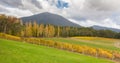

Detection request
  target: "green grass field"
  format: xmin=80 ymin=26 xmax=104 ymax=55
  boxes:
xmin=43 ymin=37 xmax=120 ymax=52
xmin=0 ymin=38 xmax=114 ymax=63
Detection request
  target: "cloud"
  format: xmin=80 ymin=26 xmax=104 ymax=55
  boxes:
xmin=61 ymin=0 xmax=120 ymax=20
xmin=64 ymin=0 xmax=120 ymax=29
xmin=0 ymin=4 xmax=33 ymax=17
xmin=0 ymin=0 xmax=120 ymax=29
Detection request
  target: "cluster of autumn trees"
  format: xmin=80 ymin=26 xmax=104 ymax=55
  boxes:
xmin=0 ymin=33 xmax=120 ymax=60
xmin=21 ymin=22 xmax=56 ymax=37
xmin=1 ymin=14 xmax=120 ymax=39
xmin=0 ymin=14 xmax=23 ymax=36
xmin=22 ymin=21 xmax=120 ymax=38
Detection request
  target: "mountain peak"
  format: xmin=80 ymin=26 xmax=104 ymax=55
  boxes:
xmin=21 ymin=12 xmax=80 ymax=27
xmin=41 ymin=12 xmax=51 ymax=14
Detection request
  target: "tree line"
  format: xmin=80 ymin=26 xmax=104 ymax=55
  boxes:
xmin=22 ymin=21 xmax=120 ymax=39
xmin=0 ymin=14 xmax=120 ymax=39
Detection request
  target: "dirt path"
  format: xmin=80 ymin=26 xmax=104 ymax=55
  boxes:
xmin=114 ymin=42 xmax=120 ymax=48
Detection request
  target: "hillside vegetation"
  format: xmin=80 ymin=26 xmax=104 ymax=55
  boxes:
xmin=0 ymin=33 xmax=120 ymax=62
xmin=0 ymin=14 xmax=120 ymax=63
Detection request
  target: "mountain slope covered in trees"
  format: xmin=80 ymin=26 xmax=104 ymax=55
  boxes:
xmin=21 ymin=12 xmax=120 ymax=32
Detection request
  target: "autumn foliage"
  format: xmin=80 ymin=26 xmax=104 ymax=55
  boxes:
xmin=0 ymin=33 xmax=21 ymax=41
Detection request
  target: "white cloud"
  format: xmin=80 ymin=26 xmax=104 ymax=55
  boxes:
xmin=0 ymin=5 xmax=33 ymax=17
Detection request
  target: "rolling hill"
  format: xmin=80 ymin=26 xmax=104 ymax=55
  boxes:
xmin=21 ymin=12 xmax=80 ymax=27
xmin=0 ymin=38 xmax=114 ymax=63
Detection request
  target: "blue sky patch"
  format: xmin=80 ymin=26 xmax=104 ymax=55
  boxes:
xmin=56 ymin=0 xmax=69 ymax=9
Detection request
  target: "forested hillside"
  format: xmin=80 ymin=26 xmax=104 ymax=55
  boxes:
xmin=1 ymin=14 xmax=120 ymax=38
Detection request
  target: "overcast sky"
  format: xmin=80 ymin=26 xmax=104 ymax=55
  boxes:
xmin=0 ymin=0 xmax=120 ymax=29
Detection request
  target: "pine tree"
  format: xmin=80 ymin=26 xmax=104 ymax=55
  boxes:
xmin=57 ymin=26 xmax=60 ymax=37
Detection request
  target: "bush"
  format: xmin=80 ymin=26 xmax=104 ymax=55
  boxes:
xmin=0 ymin=33 xmax=21 ymax=41
xmin=114 ymin=52 xmax=120 ymax=60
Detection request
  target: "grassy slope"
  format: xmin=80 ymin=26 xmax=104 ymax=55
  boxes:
xmin=0 ymin=38 xmax=114 ymax=63
xmin=43 ymin=37 xmax=120 ymax=52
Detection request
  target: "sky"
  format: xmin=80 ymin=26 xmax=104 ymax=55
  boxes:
xmin=0 ymin=0 xmax=120 ymax=29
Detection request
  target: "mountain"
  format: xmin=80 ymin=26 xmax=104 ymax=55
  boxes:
xmin=21 ymin=12 xmax=80 ymax=27
xmin=92 ymin=25 xmax=120 ymax=32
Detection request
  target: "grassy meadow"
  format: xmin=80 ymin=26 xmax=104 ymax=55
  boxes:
xmin=43 ymin=37 xmax=120 ymax=52
xmin=0 ymin=38 xmax=115 ymax=63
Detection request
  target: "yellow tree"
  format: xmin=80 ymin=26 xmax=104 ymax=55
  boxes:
xmin=20 ymin=30 xmax=24 ymax=37
xmin=39 ymin=24 xmax=44 ymax=37
xmin=44 ymin=24 xmax=55 ymax=37
xmin=25 ymin=22 xmax=32 ymax=37
xmin=65 ymin=26 xmax=70 ymax=37
xmin=49 ymin=25 xmax=55 ymax=37
xmin=57 ymin=26 xmax=60 ymax=37
xmin=44 ymin=25 xmax=49 ymax=37
xmin=32 ymin=21 xmax=39 ymax=37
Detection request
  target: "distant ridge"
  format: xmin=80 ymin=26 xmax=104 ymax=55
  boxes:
xmin=92 ymin=25 xmax=120 ymax=32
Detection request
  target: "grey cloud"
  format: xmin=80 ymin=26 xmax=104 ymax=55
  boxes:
xmin=0 ymin=0 xmax=23 ymax=8
xmin=84 ymin=0 xmax=120 ymax=11
xmin=0 ymin=0 xmax=42 ymax=13
xmin=0 ymin=6 xmax=9 ymax=12
xmin=31 ymin=0 xmax=42 ymax=9
xmin=85 ymin=0 xmax=112 ymax=11
xmin=0 ymin=0 xmax=120 ymax=29
xmin=80 ymin=0 xmax=120 ymax=20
